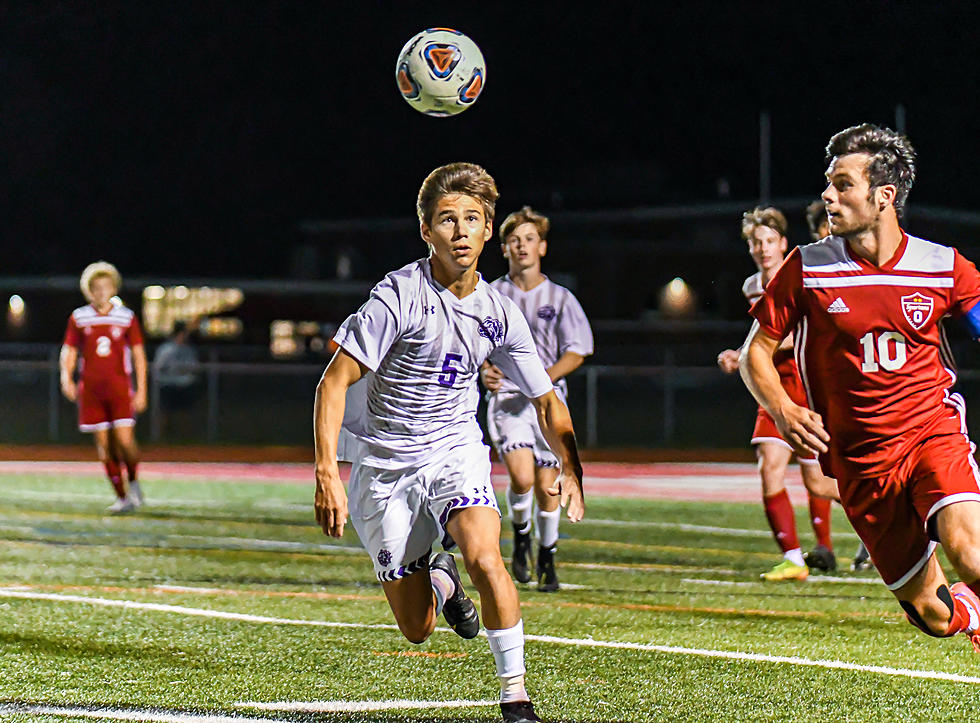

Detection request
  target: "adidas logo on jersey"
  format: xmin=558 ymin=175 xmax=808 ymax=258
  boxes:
xmin=827 ymin=297 xmax=850 ymax=313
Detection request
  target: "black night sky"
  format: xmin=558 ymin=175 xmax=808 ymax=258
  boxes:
xmin=4 ymin=1 xmax=980 ymax=278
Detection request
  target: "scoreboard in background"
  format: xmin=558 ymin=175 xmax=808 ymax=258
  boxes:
xmin=142 ymin=285 xmax=244 ymax=339
xmin=270 ymin=320 xmax=338 ymax=359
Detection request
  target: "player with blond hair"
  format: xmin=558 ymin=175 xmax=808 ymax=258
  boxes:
xmin=742 ymin=124 xmax=980 ymax=651
xmin=60 ymin=262 xmax=147 ymax=513
xmin=314 ymin=163 xmax=585 ymax=723
xmin=718 ymin=207 xmax=839 ymax=580
xmin=481 ymin=205 xmax=593 ymax=591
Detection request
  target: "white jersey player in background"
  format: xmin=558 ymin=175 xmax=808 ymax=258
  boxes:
xmin=481 ymin=206 xmax=593 ymax=591
xmin=314 ymin=163 xmax=585 ymax=723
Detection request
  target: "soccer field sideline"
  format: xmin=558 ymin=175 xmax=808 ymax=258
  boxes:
xmin=0 ymin=460 xmax=811 ymax=505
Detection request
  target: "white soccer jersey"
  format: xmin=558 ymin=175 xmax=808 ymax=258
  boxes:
xmin=333 ymin=258 xmax=554 ymax=469
xmin=489 ymin=275 xmax=594 ymax=396
xmin=742 ymin=272 xmax=764 ymax=304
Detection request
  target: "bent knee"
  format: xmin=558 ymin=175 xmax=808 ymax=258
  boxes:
xmin=901 ymin=591 xmax=958 ymax=637
xmin=463 ymin=549 xmax=506 ymax=581
xmin=396 ymin=617 xmax=435 ymax=645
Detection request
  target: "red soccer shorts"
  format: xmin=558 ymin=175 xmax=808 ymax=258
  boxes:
xmin=838 ymin=432 xmax=980 ymax=590
xmin=77 ymin=379 xmax=134 ymax=432
xmin=751 ymin=407 xmax=817 ymax=462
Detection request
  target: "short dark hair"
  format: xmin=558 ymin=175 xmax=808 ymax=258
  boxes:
xmin=805 ymin=200 xmax=827 ymax=240
xmin=825 ymin=123 xmax=916 ymax=218
xmin=499 ymin=206 xmax=550 ymax=243
xmin=416 ymin=162 xmax=499 ymax=226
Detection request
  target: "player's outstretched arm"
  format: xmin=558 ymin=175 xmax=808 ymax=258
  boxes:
xmin=131 ymin=344 xmax=148 ymax=413
xmin=739 ymin=321 xmax=829 ymax=456
xmin=531 ymin=390 xmax=585 ymax=522
xmin=313 ymin=348 xmax=366 ymax=538
xmin=59 ymin=345 xmax=78 ymax=402
xmin=546 ymin=350 xmax=586 ymax=384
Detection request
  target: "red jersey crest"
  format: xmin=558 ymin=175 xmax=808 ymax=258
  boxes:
xmin=901 ymin=292 xmax=933 ymax=330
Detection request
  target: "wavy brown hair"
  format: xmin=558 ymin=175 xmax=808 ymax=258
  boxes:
xmin=499 ymin=206 xmax=550 ymax=243
xmin=416 ymin=162 xmax=499 ymax=226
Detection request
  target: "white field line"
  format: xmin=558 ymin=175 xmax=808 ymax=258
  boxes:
xmin=681 ymin=576 xmax=883 ymax=587
xmin=567 ymin=562 xmax=739 ymax=575
xmin=2 ymin=587 xmax=979 ymax=686
xmin=584 ymin=517 xmax=860 ymax=539
xmin=0 ymin=523 xmax=360 ymax=555
xmin=237 ymin=699 xmax=496 ymax=712
xmin=0 ymin=588 xmax=401 ymax=632
xmin=0 ymin=702 xmax=284 ymax=723
xmin=0 ymin=488 xmax=307 ymax=511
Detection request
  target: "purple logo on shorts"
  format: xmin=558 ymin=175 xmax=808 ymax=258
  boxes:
xmin=478 ymin=317 xmax=504 ymax=344
xmin=377 ymin=549 xmax=392 ymax=567
xmin=537 ymin=305 xmax=557 ymax=321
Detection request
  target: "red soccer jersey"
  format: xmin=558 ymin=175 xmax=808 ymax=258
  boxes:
xmin=750 ymin=232 xmax=980 ymax=480
xmin=63 ymin=304 xmax=144 ymax=391
xmin=743 ymin=271 xmax=798 ymax=390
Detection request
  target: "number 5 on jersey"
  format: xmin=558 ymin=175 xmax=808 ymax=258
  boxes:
xmin=860 ymin=331 xmax=907 ymax=372
xmin=438 ymin=352 xmax=463 ymax=387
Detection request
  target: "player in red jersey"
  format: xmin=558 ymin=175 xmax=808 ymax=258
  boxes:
xmin=60 ymin=262 xmax=148 ymax=514
xmin=742 ymin=124 xmax=980 ymax=651
xmin=718 ymin=207 xmax=839 ymax=581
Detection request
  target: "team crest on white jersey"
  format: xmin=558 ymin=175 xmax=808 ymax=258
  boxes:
xmin=827 ymin=297 xmax=850 ymax=314
xmin=901 ymin=292 xmax=934 ymax=330
xmin=478 ymin=317 xmax=504 ymax=344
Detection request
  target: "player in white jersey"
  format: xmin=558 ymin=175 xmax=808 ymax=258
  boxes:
xmin=481 ymin=206 xmax=593 ymax=591
xmin=314 ymin=163 xmax=585 ymax=723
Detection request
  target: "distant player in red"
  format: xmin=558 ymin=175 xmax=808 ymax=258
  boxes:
xmin=60 ymin=262 xmax=147 ymax=514
xmin=718 ymin=207 xmax=839 ymax=581
xmin=742 ymin=124 xmax=980 ymax=651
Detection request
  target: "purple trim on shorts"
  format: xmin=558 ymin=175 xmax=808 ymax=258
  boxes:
xmin=377 ymin=549 xmax=431 ymax=582
xmin=534 ymin=456 xmax=560 ymax=469
xmin=439 ymin=494 xmax=498 ymax=529
xmin=500 ymin=441 xmax=534 ymax=456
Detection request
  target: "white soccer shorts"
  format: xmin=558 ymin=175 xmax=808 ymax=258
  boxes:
xmin=486 ymin=391 xmax=558 ymax=468
xmin=348 ymin=441 xmax=500 ymax=581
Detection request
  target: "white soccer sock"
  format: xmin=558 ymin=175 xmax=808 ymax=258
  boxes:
xmin=429 ymin=567 xmax=455 ymax=617
xmin=785 ymin=548 xmax=806 ymax=567
xmin=507 ymin=488 xmax=534 ymax=534
xmin=486 ymin=620 xmax=528 ymax=703
xmin=536 ymin=507 xmax=560 ymax=549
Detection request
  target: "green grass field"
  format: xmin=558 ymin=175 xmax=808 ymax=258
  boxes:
xmin=0 ymin=468 xmax=978 ymax=722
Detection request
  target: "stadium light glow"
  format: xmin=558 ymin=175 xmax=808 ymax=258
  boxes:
xmin=7 ymin=294 xmax=26 ymax=328
xmin=660 ymin=277 xmax=696 ymax=317
xmin=143 ymin=285 xmax=166 ymax=300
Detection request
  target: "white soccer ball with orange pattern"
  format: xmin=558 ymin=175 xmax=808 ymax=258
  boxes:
xmin=395 ymin=28 xmax=485 ymax=117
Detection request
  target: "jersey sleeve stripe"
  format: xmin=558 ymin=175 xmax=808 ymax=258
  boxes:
xmin=803 ymin=275 xmax=953 ymax=289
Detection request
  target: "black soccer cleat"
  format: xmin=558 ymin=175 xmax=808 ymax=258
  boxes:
xmin=536 ymin=545 xmax=559 ymax=592
xmin=429 ymin=552 xmax=480 ymax=639
xmin=803 ymin=544 xmax=837 ymax=572
xmin=501 ymin=700 xmax=542 ymax=723
xmin=511 ymin=524 xmax=533 ymax=584
xmin=851 ymin=541 xmax=874 ymax=572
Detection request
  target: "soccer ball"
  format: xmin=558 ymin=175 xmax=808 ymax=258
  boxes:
xmin=395 ymin=28 xmax=485 ymax=117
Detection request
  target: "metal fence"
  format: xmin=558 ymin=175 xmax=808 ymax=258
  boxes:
xmin=6 ymin=350 xmax=980 ymax=449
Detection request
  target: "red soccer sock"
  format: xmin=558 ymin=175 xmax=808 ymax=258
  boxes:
xmin=125 ymin=460 xmax=139 ymax=483
xmin=808 ymin=494 xmax=833 ymax=551
xmin=103 ymin=460 xmax=126 ymax=498
xmin=763 ymin=489 xmax=799 ymax=553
